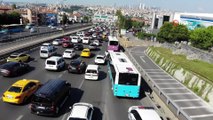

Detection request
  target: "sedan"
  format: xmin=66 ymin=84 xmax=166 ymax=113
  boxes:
xmin=94 ymin=55 xmax=106 ymax=65
xmin=52 ymin=39 xmax=62 ymax=45
xmin=2 ymin=79 xmax=41 ymax=104
xmin=80 ymin=49 xmax=91 ymax=57
xmin=62 ymin=41 xmax=73 ymax=48
xmin=67 ymin=59 xmax=87 ymax=73
xmin=0 ymin=62 xmax=30 ymax=77
xmin=63 ymin=49 xmax=76 ymax=59
xmin=89 ymin=43 xmax=98 ymax=50
xmin=7 ymin=53 xmax=30 ymax=62
xmin=73 ymin=43 xmax=84 ymax=50
xmin=67 ymin=102 xmax=94 ymax=120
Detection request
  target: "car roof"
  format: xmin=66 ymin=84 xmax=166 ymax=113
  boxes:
xmin=1 ymin=62 xmax=19 ymax=68
xmin=65 ymin=49 xmax=74 ymax=52
xmin=42 ymin=43 xmax=51 ymax=45
xmin=69 ymin=103 xmax=92 ymax=119
xmin=34 ymin=80 xmax=67 ymax=100
xmin=12 ymin=79 xmax=38 ymax=88
xmin=83 ymin=48 xmax=90 ymax=51
xmin=46 ymin=56 xmax=62 ymax=61
xmin=87 ymin=64 xmax=98 ymax=70
xmin=136 ymin=109 xmax=162 ymax=120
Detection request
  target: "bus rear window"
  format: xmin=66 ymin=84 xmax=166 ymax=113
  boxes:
xmin=118 ymin=73 xmax=138 ymax=85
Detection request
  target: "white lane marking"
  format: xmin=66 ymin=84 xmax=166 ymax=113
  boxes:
xmin=16 ymin=115 xmax=23 ymax=120
xmin=78 ymin=78 xmax=85 ymax=89
xmin=140 ymin=56 xmax=146 ymax=63
xmin=62 ymin=113 xmax=68 ymax=120
xmin=58 ymin=71 xmax=67 ymax=78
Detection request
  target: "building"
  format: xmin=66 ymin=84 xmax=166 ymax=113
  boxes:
xmin=173 ymin=12 xmax=213 ymax=30
xmin=92 ymin=13 xmax=117 ymax=23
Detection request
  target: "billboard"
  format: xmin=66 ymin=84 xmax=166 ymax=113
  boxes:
xmin=46 ymin=13 xmax=57 ymax=26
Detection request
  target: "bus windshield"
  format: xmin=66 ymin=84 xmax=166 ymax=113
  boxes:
xmin=118 ymin=73 xmax=138 ymax=85
xmin=109 ymin=41 xmax=118 ymax=46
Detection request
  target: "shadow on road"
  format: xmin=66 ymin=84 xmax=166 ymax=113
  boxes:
xmin=92 ymin=107 xmax=103 ymax=120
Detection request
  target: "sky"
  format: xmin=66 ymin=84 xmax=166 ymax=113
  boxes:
xmin=3 ymin=0 xmax=213 ymax=13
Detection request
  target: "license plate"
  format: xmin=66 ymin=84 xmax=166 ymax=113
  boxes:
xmin=37 ymin=106 xmax=45 ymax=109
xmin=7 ymin=95 xmax=13 ymax=99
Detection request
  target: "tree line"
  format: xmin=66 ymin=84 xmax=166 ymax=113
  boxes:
xmin=0 ymin=12 xmax=21 ymax=25
xmin=157 ymin=22 xmax=213 ymax=50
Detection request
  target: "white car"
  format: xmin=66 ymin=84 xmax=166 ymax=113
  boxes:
xmin=67 ymin=102 xmax=94 ymax=120
xmin=82 ymin=37 xmax=90 ymax=44
xmin=40 ymin=43 xmax=54 ymax=50
xmin=76 ymin=31 xmax=85 ymax=36
xmin=128 ymin=106 xmax=162 ymax=120
xmin=85 ymin=64 xmax=99 ymax=80
xmin=94 ymin=55 xmax=106 ymax=64
xmin=62 ymin=49 xmax=76 ymax=59
xmin=71 ymin=36 xmax=80 ymax=43
xmin=93 ymin=40 xmax=100 ymax=46
xmin=52 ymin=39 xmax=62 ymax=45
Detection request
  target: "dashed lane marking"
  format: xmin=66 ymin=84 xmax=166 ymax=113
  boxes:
xmin=16 ymin=115 xmax=23 ymax=120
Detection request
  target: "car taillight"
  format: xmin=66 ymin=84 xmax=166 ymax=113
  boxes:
xmin=50 ymin=106 xmax=55 ymax=111
xmin=15 ymin=96 xmax=21 ymax=99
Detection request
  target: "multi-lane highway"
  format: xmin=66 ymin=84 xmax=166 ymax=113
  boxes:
xmin=0 ymin=36 xmax=157 ymax=120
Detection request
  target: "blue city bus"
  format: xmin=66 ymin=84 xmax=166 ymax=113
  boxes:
xmin=107 ymin=52 xmax=141 ymax=98
xmin=1 ymin=24 xmax=25 ymax=34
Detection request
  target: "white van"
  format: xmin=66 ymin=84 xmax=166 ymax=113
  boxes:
xmin=85 ymin=64 xmax=99 ymax=80
xmin=45 ymin=56 xmax=65 ymax=71
xmin=82 ymin=37 xmax=90 ymax=44
xmin=40 ymin=47 xmax=56 ymax=58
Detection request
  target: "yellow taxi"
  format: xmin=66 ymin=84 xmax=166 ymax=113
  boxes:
xmin=7 ymin=53 xmax=31 ymax=62
xmin=80 ymin=48 xmax=91 ymax=57
xmin=2 ymin=79 xmax=41 ymax=104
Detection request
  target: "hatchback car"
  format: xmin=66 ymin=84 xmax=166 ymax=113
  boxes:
xmin=94 ymin=55 xmax=106 ymax=65
xmin=73 ymin=43 xmax=84 ymax=50
xmin=0 ymin=62 xmax=30 ymax=77
xmin=2 ymin=79 xmax=41 ymax=104
xmin=7 ymin=53 xmax=30 ymax=62
xmin=89 ymin=43 xmax=98 ymax=50
xmin=52 ymin=39 xmax=62 ymax=45
xmin=80 ymin=49 xmax=91 ymax=57
xmin=128 ymin=106 xmax=162 ymax=120
xmin=67 ymin=59 xmax=87 ymax=73
xmin=62 ymin=41 xmax=73 ymax=48
xmin=67 ymin=102 xmax=94 ymax=120
xmin=63 ymin=49 xmax=76 ymax=59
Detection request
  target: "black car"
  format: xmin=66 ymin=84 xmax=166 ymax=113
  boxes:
xmin=73 ymin=43 xmax=84 ymax=50
xmin=0 ymin=62 xmax=30 ymax=77
xmin=67 ymin=59 xmax=87 ymax=73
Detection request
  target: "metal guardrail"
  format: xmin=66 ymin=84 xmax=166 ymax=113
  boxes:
xmin=0 ymin=23 xmax=92 ymax=45
xmin=0 ymin=25 xmax=93 ymax=61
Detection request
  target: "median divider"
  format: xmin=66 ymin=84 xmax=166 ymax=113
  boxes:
xmin=0 ymin=25 xmax=93 ymax=61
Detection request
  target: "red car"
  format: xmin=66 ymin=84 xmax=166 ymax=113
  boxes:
xmin=62 ymin=41 xmax=73 ymax=48
xmin=62 ymin=36 xmax=71 ymax=42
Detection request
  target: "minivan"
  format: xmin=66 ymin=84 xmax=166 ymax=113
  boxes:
xmin=45 ymin=56 xmax=65 ymax=71
xmin=40 ymin=47 xmax=56 ymax=58
xmin=85 ymin=64 xmax=99 ymax=80
xmin=30 ymin=79 xmax=71 ymax=116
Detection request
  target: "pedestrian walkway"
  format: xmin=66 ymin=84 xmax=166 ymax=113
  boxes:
xmin=121 ymin=35 xmax=213 ymax=120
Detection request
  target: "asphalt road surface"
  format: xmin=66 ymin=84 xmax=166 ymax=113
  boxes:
xmin=0 ymin=38 xmax=155 ymax=120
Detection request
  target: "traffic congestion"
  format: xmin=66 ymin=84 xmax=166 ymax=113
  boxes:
xmin=0 ymin=24 xmax=163 ymax=120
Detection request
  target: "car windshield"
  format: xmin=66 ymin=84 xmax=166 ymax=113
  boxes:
xmin=47 ymin=61 xmax=55 ymax=65
xmin=10 ymin=54 xmax=18 ymax=58
xmin=40 ymin=50 xmax=48 ymax=53
xmin=70 ymin=61 xmax=80 ymax=66
xmin=109 ymin=41 xmax=118 ymax=45
xmin=65 ymin=51 xmax=72 ymax=53
xmin=68 ymin=118 xmax=86 ymax=120
xmin=86 ymin=70 xmax=97 ymax=73
xmin=97 ymin=56 xmax=104 ymax=59
xmin=83 ymin=50 xmax=89 ymax=52
xmin=8 ymin=86 xmax=22 ymax=93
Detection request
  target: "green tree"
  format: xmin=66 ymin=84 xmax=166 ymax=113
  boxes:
xmin=62 ymin=13 xmax=68 ymax=25
xmin=157 ymin=22 xmax=189 ymax=43
xmin=190 ymin=28 xmax=213 ymax=50
xmin=12 ymin=4 xmax=17 ymax=9
xmin=83 ymin=16 xmax=89 ymax=23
